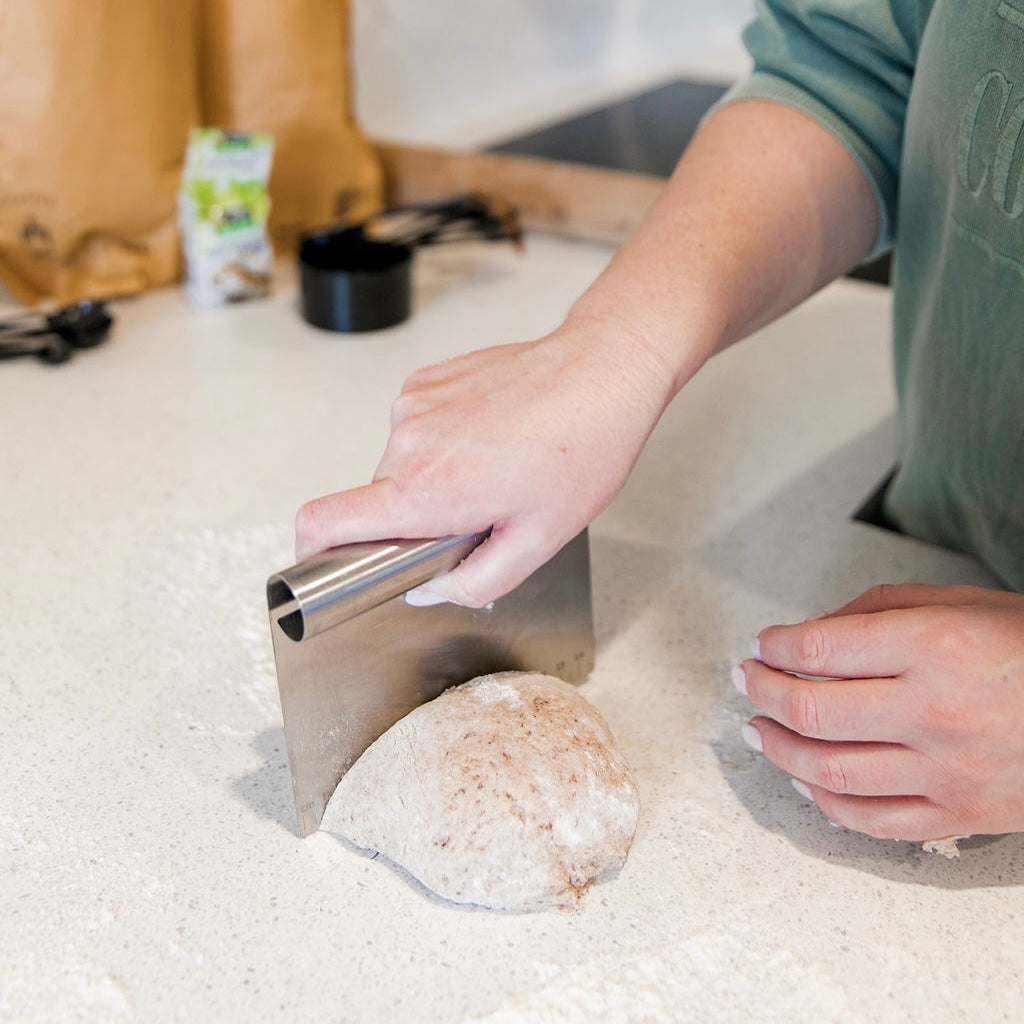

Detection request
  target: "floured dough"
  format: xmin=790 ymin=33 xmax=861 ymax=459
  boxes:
xmin=320 ymin=671 xmax=641 ymax=912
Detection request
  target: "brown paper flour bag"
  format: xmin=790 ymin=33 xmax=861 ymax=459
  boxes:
xmin=199 ymin=0 xmax=383 ymax=253
xmin=0 ymin=1 xmax=199 ymax=306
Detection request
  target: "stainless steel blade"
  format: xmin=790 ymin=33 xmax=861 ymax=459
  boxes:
xmin=267 ymin=530 xmax=594 ymax=836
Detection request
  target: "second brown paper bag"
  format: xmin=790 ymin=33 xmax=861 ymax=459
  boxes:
xmin=199 ymin=0 xmax=383 ymax=254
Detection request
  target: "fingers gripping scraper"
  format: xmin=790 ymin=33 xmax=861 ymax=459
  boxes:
xmin=266 ymin=531 xmax=595 ymax=836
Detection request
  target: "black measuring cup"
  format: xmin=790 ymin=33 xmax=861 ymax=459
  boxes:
xmin=299 ymin=228 xmax=412 ymax=333
xmin=298 ymin=194 xmax=522 ymax=334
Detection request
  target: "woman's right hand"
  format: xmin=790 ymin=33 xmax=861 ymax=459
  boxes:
xmin=294 ymin=313 xmax=676 ymax=607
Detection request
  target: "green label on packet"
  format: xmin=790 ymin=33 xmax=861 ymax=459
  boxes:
xmin=179 ymin=128 xmax=274 ymax=307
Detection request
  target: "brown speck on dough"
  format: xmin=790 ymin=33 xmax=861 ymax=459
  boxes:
xmin=568 ymin=879 xmax=593 ymax=899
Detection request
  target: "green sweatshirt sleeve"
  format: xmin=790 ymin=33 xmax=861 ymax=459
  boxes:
xmin=716 ymin=0 xmax=935 ymax=258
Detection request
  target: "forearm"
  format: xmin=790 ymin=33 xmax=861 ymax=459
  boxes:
xmin=568 ymin=99 xmax=881 ymax=396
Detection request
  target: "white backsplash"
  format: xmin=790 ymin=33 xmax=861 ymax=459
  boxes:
xmin=351 ymin=0 xmax=754 ymax=146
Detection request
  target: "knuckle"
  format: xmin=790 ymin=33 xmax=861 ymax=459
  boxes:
xmin=816 ymin=751 xmax=851 ymax=795
xmin=797 ymin=625 xmax=833 ymax=674
xmin=401 ymin=363 xmax=433 ymax=390
xmin=865 ymin=583 xmax=895 ymax=605
xmin=385 ymin=419 xmax=424 ymax=461
xmin=786 ymin=684 xmax=823 ymax=738
xmin=924 ymin=620 xmax=960 ymax=660
xmin=921 ymin=607 xmax=978 ymax=660
xmin=389 ymin=392 xmax=416 ymax=426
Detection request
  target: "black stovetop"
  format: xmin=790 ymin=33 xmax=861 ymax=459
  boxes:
xmin=492 ymin=78 xmax=890 ymax=286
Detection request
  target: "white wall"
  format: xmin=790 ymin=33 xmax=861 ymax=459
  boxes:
xmin=351 ymin=1 xmax=754 ymax=146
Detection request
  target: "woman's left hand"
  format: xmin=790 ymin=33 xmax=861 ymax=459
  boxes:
xmin=734 ymin=583 xmax=1024 ymax=840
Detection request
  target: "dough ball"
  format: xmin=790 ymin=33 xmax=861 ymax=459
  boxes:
xmin=320 ymin=671 xmax=641 ymax=912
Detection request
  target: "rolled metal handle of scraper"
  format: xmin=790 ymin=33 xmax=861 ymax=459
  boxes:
xmin=266 ymin=533 xmax=487 ymax=643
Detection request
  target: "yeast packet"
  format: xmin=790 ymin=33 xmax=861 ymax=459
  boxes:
xmin=178 ymin=128 xmax=274 ymax=307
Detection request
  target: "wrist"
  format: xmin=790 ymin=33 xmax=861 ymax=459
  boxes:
xmin=565 ymin=284 xmax=724 ymax=400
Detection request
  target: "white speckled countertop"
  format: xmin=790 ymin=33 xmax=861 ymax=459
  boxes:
xmin=2 ymin=235 xmax=1021 ymax=1023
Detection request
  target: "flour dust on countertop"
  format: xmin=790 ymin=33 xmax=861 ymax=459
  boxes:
xmin=149 ymin=524 xmax=293 ymax=729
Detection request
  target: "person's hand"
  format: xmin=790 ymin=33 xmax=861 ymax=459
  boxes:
xmin=734 ymin=583 xmax=1024 ymax=840
xmin=295 ymin=315 xmax=676 ymax=606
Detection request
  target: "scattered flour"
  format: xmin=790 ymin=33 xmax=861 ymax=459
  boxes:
xmin=151 ymin=524 xmax=292 ymax=724
xmin=475 ymin=927 xmax=851 ymax=1023
xmin=1 ymin=955 xmax=134 ymax=1024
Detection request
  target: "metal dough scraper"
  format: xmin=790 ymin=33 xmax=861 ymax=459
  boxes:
xmin=266 ymin=530 xmax=594 ymax=836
